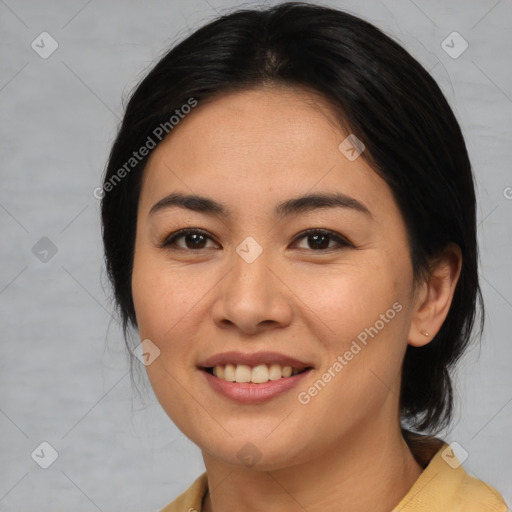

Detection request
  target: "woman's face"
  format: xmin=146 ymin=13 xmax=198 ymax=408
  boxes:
xmin=132 ymin=86 xmax=420 ymax=470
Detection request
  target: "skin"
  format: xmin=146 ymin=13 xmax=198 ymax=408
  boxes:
xmin=131 ymin=85 xmax=462 ymax=512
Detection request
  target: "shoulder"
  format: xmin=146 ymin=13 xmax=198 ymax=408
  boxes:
xmin=157 ymin=473 xmax=208 ymax=512
xmin=394 ymin=435 xmax=508 ymax=512
xmin=457 ymin=471 xmax=508 ymax=512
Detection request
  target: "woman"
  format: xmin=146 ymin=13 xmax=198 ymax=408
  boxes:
xmin=100 ymin=2 xmax=508 ymax=511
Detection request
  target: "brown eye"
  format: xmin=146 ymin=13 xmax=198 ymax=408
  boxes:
xmin=160 ymin=228 xmax=352 ymax=253
xmin=161 ymin=229 xmax=219 ymax=250
xmin=293 ymin=229 xmax=352 ymax=251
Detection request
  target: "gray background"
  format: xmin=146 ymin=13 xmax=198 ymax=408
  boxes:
xmin=1 ymin=0 xmax=511 ymax=510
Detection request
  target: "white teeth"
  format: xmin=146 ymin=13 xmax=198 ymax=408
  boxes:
xmin=269 ymin=364 xmax=282 ymax=381
xmin=224 ymin=364 xmax=236 ymax=382
xmin=234 ymin=364 xmax=252 ymax=383
xmin=251 ymin=364 xmax=269 ymax=383
xmin=210 ymin=363 xmax=306 ymax=383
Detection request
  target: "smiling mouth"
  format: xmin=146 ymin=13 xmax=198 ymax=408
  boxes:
xmin=203 ymin=364 xmax=312 ymax=384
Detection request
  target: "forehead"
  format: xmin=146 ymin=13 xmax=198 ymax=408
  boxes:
xmin=138 ymin=86 xmax=397 ymax=223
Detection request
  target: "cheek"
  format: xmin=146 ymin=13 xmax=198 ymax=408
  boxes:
xmin=131 ymin=249 xmax=164 ymax=339
xmin=131 ymin=248 xmax=219 ymax=365
xmin=131 ymin=250 xmax=209 ymax=426
xmin=132 ymin=248 xmax=187 ymax=334
xmin=296 ymin=259 xmax=411 ymax=406
xmin=298 ymin=259 xmax=404 ymax=340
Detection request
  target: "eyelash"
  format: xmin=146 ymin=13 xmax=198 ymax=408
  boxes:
xmin=159 ymin=228 xmax=353 ymax=252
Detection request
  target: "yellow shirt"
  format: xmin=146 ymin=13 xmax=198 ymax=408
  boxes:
xmin=158 ymin=439 xmax=508 ymax=512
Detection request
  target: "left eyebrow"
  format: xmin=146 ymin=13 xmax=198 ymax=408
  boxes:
xmin=274 ymin=192 xmax=372 ymax=220
xmin=149 ymin=191 xmax=372 ymax=220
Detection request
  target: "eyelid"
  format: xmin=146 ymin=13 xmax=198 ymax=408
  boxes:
xmin=160 ymin=227 xmax=353 ymax=251
xmin=292 ymin=228 xmax=353 ymax=250
xmin=159 ymin=228 xmax=219 ymax=249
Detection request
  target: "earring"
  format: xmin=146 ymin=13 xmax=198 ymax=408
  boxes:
xmin=421 ymin=330 xmax=430 ymax=337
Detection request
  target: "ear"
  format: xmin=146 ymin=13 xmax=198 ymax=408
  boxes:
xmin=408 ymin=243 xmax=462 ymax=347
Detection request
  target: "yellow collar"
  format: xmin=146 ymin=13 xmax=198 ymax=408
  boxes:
xmin=159 ymin=438 xmax=507 ymax=512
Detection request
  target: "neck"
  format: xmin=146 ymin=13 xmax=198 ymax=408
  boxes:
xmin=201 ymin=418 xmax=423 ymax=512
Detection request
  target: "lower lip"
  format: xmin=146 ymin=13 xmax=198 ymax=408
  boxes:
xmin=201 ymin=369 xmax=312 ymax=404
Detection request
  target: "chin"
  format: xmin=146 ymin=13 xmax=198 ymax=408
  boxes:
xmin=196 ymin=432 xmax=314 ymax=472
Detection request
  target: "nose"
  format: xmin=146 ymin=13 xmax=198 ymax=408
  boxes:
xmin=211 ymin=247 xmax=293 ymax=336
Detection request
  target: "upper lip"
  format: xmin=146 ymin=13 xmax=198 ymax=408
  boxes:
xmin=199 ymin=351 xmax=312 ymax=370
